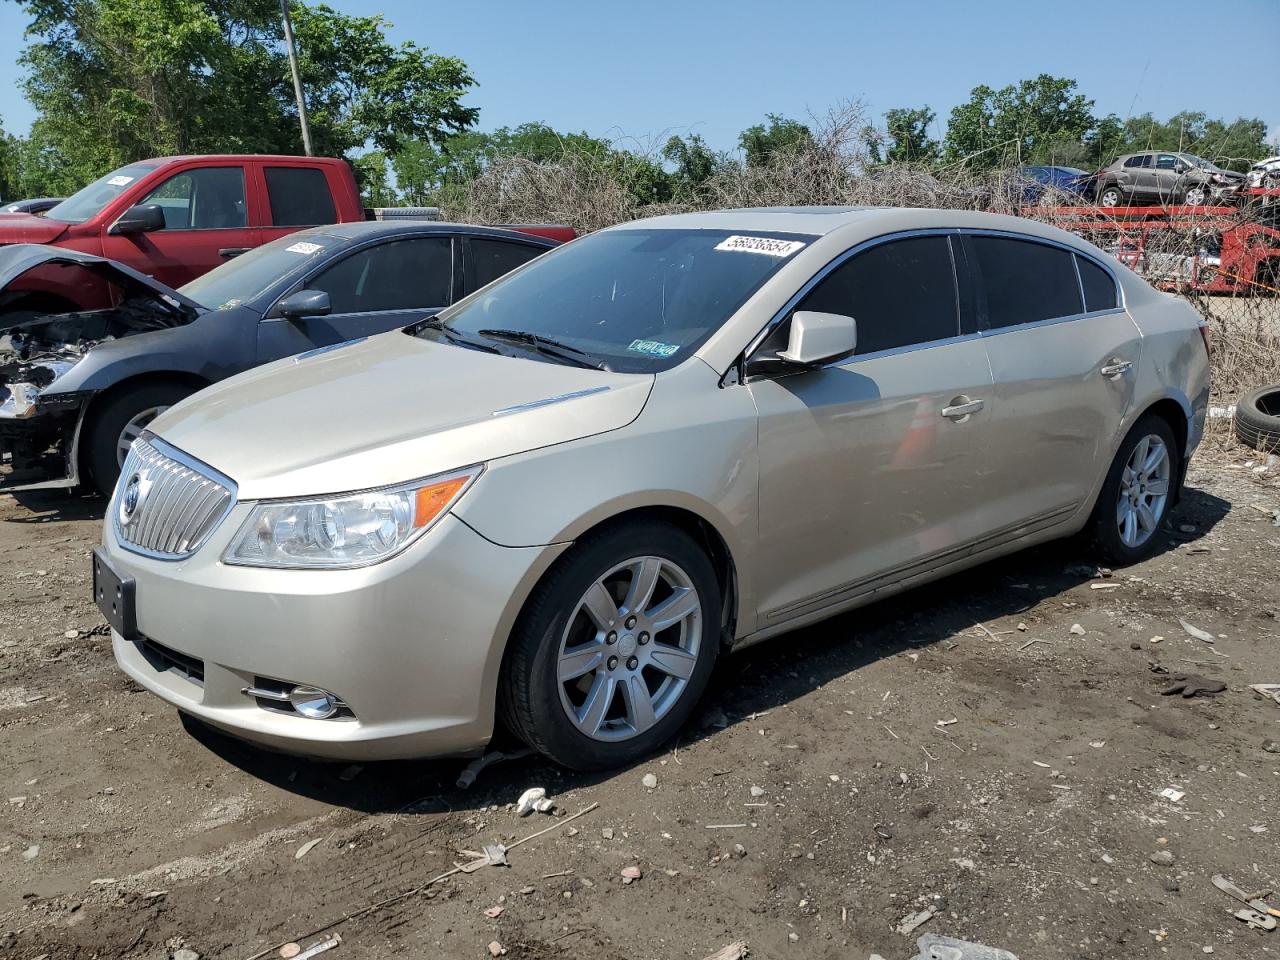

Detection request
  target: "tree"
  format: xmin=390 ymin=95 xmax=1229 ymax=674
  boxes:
xmin=11 ymin=0 xmax=478 ymax=193
xmin=942 ymin=75 xmax=1095 ymax=167
xmin=738 ymin=114 xmax=813 ymax=166
xmin=882 ymin=107 xmax=940 ymax=164
xmin=662 ymin=133 xmax=730 ymax=196
xmin=1090 ymin=111 xmax=1269 ymax=171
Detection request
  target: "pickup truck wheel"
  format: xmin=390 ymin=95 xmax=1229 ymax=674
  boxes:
xmin=85 ymin=382 xmax=194 ymax=497
xmin=1097 ymin=184 xmax=1125 ymax=207
xmin=499 ymin=521 xmax=720 ymax=771
xmin=1092 ymin=414 xmax=1180 ymax=565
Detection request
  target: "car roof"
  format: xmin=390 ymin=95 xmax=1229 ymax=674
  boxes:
xmin=610 ymin=206 xmax=1096 ymax=242
xmin=288 ymin=221 xmax=561 ymax=245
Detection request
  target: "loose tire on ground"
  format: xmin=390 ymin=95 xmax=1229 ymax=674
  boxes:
xmin=1233 ymin=384 xmax=1280 ymax=454
xmin=499 ymin=520 xmax=721 ymax=771
xmin=84 ymin=381 xmax=195 ymax=497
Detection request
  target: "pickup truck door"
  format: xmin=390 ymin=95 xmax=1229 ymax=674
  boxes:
xmin=100 ymin=164 xmax=259 ymax=288
xmin=256 ymin=234 xmax=456 ymax=363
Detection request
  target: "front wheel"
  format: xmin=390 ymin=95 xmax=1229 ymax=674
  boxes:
xmin=1184 ymin=183 xmax=1209 ymax=206
xmin=1092 ymin=415 xmax=1180 ymax=565
xmin=84 ymin=381 xmax=195 ymax=497
xmin=499 ymin=521 xmax=721 ymax=770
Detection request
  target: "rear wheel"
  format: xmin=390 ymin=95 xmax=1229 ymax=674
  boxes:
xmin=84 ymin=381 xmax=195 ymax=497
xmin=1092 ymin=415 xmax=1179 ymax=565
xmin=499 ymin=521 xmax=720 ymax=770
xmin=1098 ymin=184 xmax=1125 ymax=207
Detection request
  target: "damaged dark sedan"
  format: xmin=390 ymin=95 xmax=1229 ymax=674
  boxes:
xmin=0 ymin=222 xmax=559 ymax=496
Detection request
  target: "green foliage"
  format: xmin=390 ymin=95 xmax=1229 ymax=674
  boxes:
xmin=661 ymin=133 xmax=730 ymax=198
xmin=943 ymin=74 xmax=1096 ymax=167
xmin=1090 ymin=111 xmax=1270 ymax=171
xmin=9 ymin=0 xmax=477 ymax=195
xmin=882 ymin=107 xmax=940 ymax=164
xmin=738 ymin=114 xmax=813 ymax=167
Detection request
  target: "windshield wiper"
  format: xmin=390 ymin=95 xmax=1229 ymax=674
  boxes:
xmin=415 ymin=317 xmax=500 ymax=354
xmin=477 ymin=329 xmax=611 ymax=371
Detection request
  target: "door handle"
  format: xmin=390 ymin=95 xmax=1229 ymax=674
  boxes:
xmin=1100 ymin=358 xmax=1133 ymax=378
xmin=941 ymin=397 xmax=984 ymax=421
xmin=218 ymin=247 xmax=251 ymax=259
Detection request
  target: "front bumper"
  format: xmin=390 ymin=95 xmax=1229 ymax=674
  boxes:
xmin=104 ymin=505 xmax=566 ymax=761
xmin=0 ymin=394 xmax=85 ymax=492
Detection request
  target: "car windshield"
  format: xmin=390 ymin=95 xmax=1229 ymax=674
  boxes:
xmin=426 ymin=228 xmax=816 ymax=373
xmin=181 ymin=233 xmax=343 ymax=310
xmin=44 ymin=162 xmax=161 ymax=224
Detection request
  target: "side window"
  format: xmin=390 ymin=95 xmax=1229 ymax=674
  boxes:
xmin=1156 ymin=154 xmax=1178 ymax=170
xmin=464 ymin=238 xmax=544 ymax=294
xmin=141 ymin=167 xmax=246 ymax=229
xmin=1077 ymin=256 xmax=1118 ymax=312
xmin=264 ymin=167 xmax=338 ymax=227
xmin=306 ymin=237 xmax=451 ymax=314
xmin=793 ymin=235 xmax=959 ymax=356
xmin=965 ymin=236 xmax=1083 ymax=329
xmin=1123 ymin=155 xmax=1152 ymax=169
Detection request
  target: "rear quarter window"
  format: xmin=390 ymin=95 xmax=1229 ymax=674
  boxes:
xmin=1077 ymin=256 xmax=1118 ymax=312
xmin=965 ymin=235 xmax=1083 ymax=330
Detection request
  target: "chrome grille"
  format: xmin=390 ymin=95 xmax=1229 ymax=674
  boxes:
xmin=113 ymin=435 xmax=236 ymax=559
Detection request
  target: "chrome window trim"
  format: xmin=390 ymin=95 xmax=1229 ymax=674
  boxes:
xmin=955 ymin=227 xmax=1125 ymax=314
xmin=112 ymin=432 xmax=239 ymax=562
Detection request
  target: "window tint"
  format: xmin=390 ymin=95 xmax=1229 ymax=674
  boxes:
xmin=141 ymin=167 xmax=246 ymax=229
xmin=1077 ymin=256 xmax=1117 ymax=312
xmin=1123 ymin=155 xmax=1152 ymax=169
xmin=966 ymin=236 xmax=1082 ymax=329
xmin=308 ymin=237 xmax=451 ymax=313
xmin=795 ymin=235 xmax=958 ymax=355
xmin=265 ymin=167 xmax=338 ymax=227
xmin=1156 ymin=154 xmax=1178 ymax=170
xmin=464 ymin=238 xmax=544 ymax=294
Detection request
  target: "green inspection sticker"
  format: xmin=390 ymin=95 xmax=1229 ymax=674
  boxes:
xmin=627 ymin=338 xmax=680 ymax=358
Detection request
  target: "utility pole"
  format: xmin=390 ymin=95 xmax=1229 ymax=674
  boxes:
xmin=280 ymin=0 xmax=313 ymax=156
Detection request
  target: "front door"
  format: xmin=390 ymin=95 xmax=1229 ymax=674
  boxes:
xmin=257 ymin=235 xmax=455 ymax=363
xmin=959 ymin=234 xmax=1141 ymax=529
xmin=101 ymin=164 xmax=258 ymax=287
xmin=747 ymin=234 xmax=996 ymax=625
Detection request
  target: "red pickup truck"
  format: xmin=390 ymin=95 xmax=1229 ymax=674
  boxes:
xmin=0 ymin=156 xmax=366 ymax=304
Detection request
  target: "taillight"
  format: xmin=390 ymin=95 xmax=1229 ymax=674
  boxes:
xmin=1198 ymin=323 xmax=1212 ymax=354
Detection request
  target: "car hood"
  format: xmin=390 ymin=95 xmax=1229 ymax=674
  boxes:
xmin=0 ymin=215 xmax=69 ymax=244
xmin=0 ymin=243 xmax=201 ymax=314
xmin=149 ymin=332 xmax=655 ymax=500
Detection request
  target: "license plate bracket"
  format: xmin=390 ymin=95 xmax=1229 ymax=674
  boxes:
xmin=92 ymin=546 xmax=137 ymax=642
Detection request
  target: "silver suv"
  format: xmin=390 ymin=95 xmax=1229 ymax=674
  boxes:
xmin=1096 ymin=152 xmax=1243 ymax=206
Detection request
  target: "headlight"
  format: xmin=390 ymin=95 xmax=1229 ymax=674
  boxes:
xmin=223 ymin=467 xmax=481 ymax=569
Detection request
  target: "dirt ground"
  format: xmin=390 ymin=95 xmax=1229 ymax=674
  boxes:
xmin=1 ymin=443 xmax=1278 ymax=960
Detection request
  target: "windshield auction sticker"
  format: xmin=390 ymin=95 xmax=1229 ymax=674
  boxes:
xmin=285 ymin=241 xmax=324 ymax=255
xmin=628 ymin=339 xmax=680 ymax=358
xmin=107 ymin=175 xmax=135 ymax=187
xmin=714 ymin=235 xmax=806 ymax=257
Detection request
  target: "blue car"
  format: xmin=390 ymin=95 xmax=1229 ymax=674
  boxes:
xmin=1021 ymin=166 xmax=1094 ymax=202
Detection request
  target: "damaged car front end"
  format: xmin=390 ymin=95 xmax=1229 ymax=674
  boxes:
xmin=0 ymin=244 xmax=199 ymax=493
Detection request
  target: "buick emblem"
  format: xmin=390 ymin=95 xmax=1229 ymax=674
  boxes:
xmin=119 ymin=473 xmax=143 ymax=525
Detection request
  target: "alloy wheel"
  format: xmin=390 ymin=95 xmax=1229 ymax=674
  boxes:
xmin=116 ymin=405 xmax=169 ymax=467
xmin=1115 ymin=434 xmax=1171 ymax=549
xmin=556 ymin=556 xmax=703 ymax=742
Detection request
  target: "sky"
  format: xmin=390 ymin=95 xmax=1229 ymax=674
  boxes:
xmin=0 ymin=0 xmax=1277 ymax=155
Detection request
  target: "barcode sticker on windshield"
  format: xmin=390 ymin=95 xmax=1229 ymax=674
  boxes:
xmin=285 ymin=241 xmax=323 ymax=255
xmin=714 ymin=235 xmax=806 ymax=257
xmin=107 ymin=175 xmax=134 ymax=187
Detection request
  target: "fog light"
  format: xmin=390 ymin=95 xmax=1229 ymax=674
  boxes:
xmin=289 ymin=685 xmax=339 ymax=720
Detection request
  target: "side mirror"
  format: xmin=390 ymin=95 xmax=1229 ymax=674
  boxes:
xmin=277 ymin=289 xmax=331 ymax=320
xmin=109 ymin=203 xmax=167 ymax=235
xmin=778 ymin=311 xmax=857 ymax=367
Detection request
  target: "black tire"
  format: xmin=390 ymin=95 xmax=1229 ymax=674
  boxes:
xmin=1183 ymin=183 xmax=1209 ymax=206
xmin=84 ymin=381 xmax=195 ymax=497
xmin=1092 ymin=414 xmax=1180 ymax=566
xmin=499 ymin=520 xmax=721 ymax=771
xmin=1234 ymin=384 xmax=1280 ymax=453
xmin=1097 ymin=184 xmax=1125 ymax=207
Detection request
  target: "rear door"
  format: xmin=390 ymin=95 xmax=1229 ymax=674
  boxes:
xmin=100 ymin=163 xmax=259 ymax=287
xmin=747 ymin=233 xmax=997 ymax=624
xmin=256 ymin=234 xmax=455 ymax=363
xmin=959 ymin=233 xmax=1140 ymax=529
xmin=257 ymin=164 xmax=341 ymax=246
xmin=1126 ymin=154 xmax=1156 ymax=200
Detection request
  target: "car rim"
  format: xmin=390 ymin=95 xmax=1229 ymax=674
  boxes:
xmin=1116 ymin=434 xmax=1171 ymax=549
xmin=1103 ymin=189 xmax=1119 ymax=205
xmin=116 ymin=406 xmax=169 ymax=467
xmin=1187 ymin=187 xmax=1205 ymax=204
xmin=556 ymin=556 xmax=703 ymax=743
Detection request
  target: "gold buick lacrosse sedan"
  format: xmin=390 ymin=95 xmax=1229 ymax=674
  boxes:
xmin=95 ymin=207 xmax=1209 ymax=769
